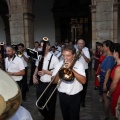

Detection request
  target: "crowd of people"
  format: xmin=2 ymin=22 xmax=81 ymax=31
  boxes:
xmin=91 ymin=40 xmax=120 ymax=120
xmin=0 ymin=38 xmax=120 ymax=120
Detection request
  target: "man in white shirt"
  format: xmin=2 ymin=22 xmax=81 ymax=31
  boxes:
xmin=50 ymin=46 xmax=61 ymax=58
xmin=52 ymin=45 xmax=86 ymax=120
xmin=77 ymin=38 xmax=90 ymax=107
xmin=33 ymin=40 xmax=59 ymax=120
xmin=5 ymin=45 xmax=25 ymax=88
xmin=17 ymin=43 xmax=29 ymax=101
xmin=29 ymin=41 xmax=42 ymax=85
xmin=54 ymin=41 xmax=61 ymax=52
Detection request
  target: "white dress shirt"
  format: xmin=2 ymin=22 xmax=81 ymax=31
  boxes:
xmin=50 ymin=51 xmax=61 ymax=58
xmin=5 ymin=56 xmax=25 ymax=81
xmin=52 ymin=60 xmax=86 ymax=95
xmin=78 ymin=47 xmax=90 ymax=69
xmin=9 ymin=106 xmax=33 ymax=120
xmin=36 ymin=52 xmax=59 ymax=83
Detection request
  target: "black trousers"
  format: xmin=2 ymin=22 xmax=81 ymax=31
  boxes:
xmin=81 ymin=69 xmax=88 ymax=103
xmin=36 ymin=81 xmax=57 ymax=120
xmin=29 ymin=60 xmax=36 ymax=85
xmin=16 ymin=80 xmax=22 ymax=89
xmin=59 ymin=92 xmax=81 ymax=120
xmin=22 ymin=67 xmax=29 ymax=98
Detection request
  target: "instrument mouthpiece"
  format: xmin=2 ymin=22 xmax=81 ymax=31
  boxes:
xmin=43 ymin=37 xmax=49 ymax=41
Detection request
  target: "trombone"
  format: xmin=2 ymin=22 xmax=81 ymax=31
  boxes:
xmin=36 ymin=50 xmax=81 ymax=110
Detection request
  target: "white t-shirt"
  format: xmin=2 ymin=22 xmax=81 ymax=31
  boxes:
xmin=36 ymin=52 xmax=59 ymax=83
xmin=21 ymin=51 xmax=29 ymax=67
xmin=52 ymin=60 xmax=86 ymax=95
xmin=5 ymin=56 xmax=25 ymax=81
xmin=9 ymin=106 xmax=33 ymax=120
xmin=78 ymin=47 xmax=90 ymax=69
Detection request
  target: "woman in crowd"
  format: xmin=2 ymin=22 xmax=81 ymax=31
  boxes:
xmin=100 ymin=40 xmax=115 ymax=120
xmin=94 ymin=42 xmax=105 ymax=90
xmin=107 ymin=43 xmax=120 ymax=119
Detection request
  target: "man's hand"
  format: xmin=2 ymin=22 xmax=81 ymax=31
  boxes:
xmin=33 ymin=75 xmax=39 ymax=84
xmin=38 ymin=69 xmax=47 ymax=76
xmin=7 ymin=72 xmax=13 ymax=76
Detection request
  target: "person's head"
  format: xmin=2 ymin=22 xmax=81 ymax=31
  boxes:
xmin=64 ymin=42 xmax=68 ymax=45
xmin=96 ymin=42 xmax=102 ymax=50
xmin=34 ymin=41 xmax=40 ymax=49
xmin=103 ymin=40 xmax=114 ymax=54
xmin=62 ymin=45 xmax=76 ymax=62
xmin=99 ymin=43 xmax=104 ymax=52
xmin=17 ymin=43 xmax=24 ymax=52
xmin=113 ymin=43 xmax=120 ymax=60
xmin=6 ymin=46 xmax=15 ymax=58
xmin=40 ymin=40 xmax=44 ymax=48
xmin=51 ymin=46 xmax=56 ymax=52
xmin=43 ymin=41 xmax=51 ymax=53
xmin=77 ymin=38 xmax=85 ymax=50
xmin=69 ymin=41 xmax=73 ymax=45
xmin=61 ymin=44 xmax=65 ymax=51
xmin=54 ymin=41 xmax=58 ymax=46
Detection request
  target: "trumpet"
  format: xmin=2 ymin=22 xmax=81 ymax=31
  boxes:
xmin=16 ymin=51 xmax=23 ymax=57
xmin=36 ymin=50 xmax=81 ymax=110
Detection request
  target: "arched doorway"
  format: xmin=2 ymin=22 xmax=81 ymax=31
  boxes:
xmin=0 ymin=0 xmax=10 ymax=44
xmin=53 ymin=0 xmax=92 ymax=48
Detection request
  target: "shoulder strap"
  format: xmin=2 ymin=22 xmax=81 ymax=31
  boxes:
xmin=47 ymin=54 xmax=53 ymax=71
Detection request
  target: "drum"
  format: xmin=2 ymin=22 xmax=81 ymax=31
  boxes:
xmin=0 ymin=69 xmax=21 ymax=119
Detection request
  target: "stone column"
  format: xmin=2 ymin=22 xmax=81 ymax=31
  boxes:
xmin=90 ymin=0 xmax=96 ymax=48
xmin=91 ymin=0 xmax=119 ymax=46
xmin=23 ymin=13 xmax=34 ymax=48
xmin=8 ymin=0 xmax=24 ymax=45
xmin=7 ymin=0 xmax=34 ymax=47
xmin=113 ymin=0 xmax=119 ymax=43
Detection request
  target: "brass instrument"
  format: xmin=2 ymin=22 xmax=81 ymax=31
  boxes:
xmin=16 ymin=51 xmax=23 ymax=57
xmin=0 ymin=42 xmax=5 ymax=70
xmin=0 ymin=69 xmax=21 ymax=119
xmin=37 ymin=37 xmax=49 ymax=80
xmin=36 ymin=50 xmax=81 ymax=110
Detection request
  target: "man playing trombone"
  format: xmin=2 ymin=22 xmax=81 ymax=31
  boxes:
xmin=33 ymin=40 xmax=59 ymax=120
xmin=52 ymin=45 xmax=86 ymax=120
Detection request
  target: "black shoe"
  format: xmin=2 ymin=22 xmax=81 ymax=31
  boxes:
xmin=81 ymin=102 xmax=85 ymax=107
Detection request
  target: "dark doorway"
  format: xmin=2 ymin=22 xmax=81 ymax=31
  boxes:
xmin=0 ymin=0 xmax=10 ymax=44
xmin=53 ymin=0 xmax=91 ymax=48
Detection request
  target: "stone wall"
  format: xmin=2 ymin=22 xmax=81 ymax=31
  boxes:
xmin=91 ymin=0 xmax=118 ymax=48
xmin=7 ymin=0 xmax=34 ymax=48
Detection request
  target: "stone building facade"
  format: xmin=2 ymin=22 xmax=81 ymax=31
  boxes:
xmin=91 ymin=0 xmax=119 ymax=48
xmin=0 ymin=0 xmax=120 ymax=48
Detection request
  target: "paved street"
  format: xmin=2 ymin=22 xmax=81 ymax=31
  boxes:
xmin=22 ymin=68 xmax=115 ymax=120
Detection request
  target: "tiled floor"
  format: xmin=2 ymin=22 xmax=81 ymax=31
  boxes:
xmin=22 ymin=68 xmax=115 ymax=120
